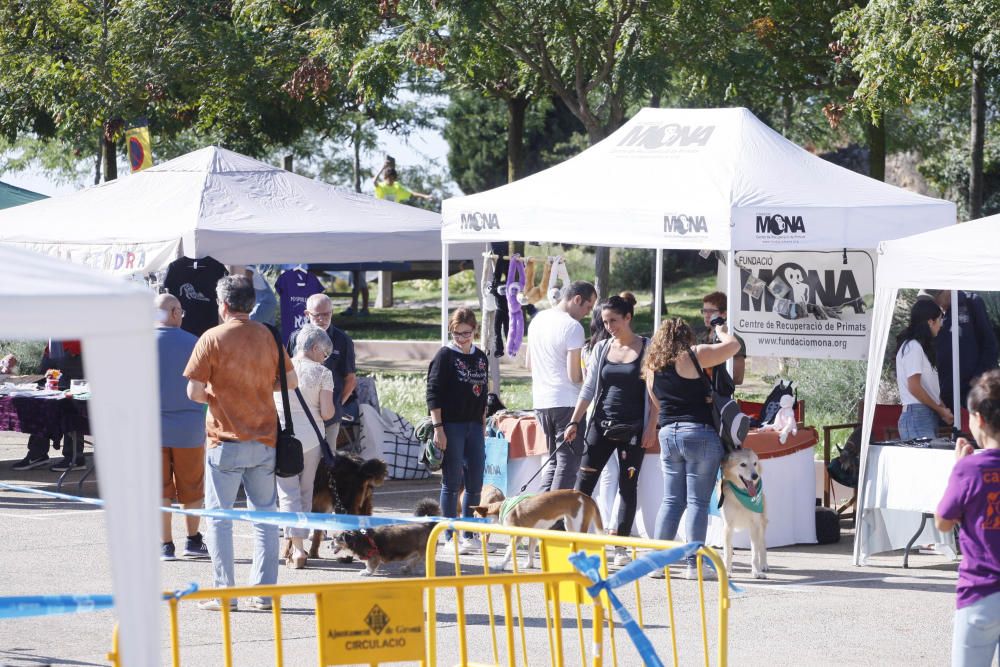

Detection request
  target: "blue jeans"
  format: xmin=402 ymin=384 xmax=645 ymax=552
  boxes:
xmin=953 ymin=591 xmax=1000 ymax=666
xmin=653 ymin=422 xmax=724 ymax=565
xmin=898 ymin=403 xmax=941 ymax=440
xmin=440 ymin=421 xmax=486 ymax=539
xmin=204 ymin=441 xmax=279 ymax=597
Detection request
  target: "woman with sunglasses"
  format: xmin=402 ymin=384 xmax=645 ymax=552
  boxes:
xmin=896 ymin=298 xmax=954 ymax=439
xmin=426 ymin=307 xmax=489 ymax=553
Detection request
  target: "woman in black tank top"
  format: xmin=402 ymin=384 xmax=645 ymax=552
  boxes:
xmin=644 ymin=317 xmax=741 ymax=577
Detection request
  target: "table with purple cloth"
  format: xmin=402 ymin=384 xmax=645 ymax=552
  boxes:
xmin=0 ymin=393 xmax=90 ymax=440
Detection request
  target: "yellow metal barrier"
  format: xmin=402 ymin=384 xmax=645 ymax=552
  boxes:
xmin=428 ymin=521 xmax=729 ymax=667
xmin=108 ymin=571 xmax=606 ymax=666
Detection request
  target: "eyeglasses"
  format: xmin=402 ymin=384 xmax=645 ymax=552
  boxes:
xmin=452 ymin=329 xmax=475 ymax=339
xmin=173 ymin=307 xmax=186 ymax=318
xmin=700 ymin=308 xmax=720 ymax=315
xmin=308 ymin=310 xmax=333 ymax=320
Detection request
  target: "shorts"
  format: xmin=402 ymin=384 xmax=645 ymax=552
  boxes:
xmin=162 ymin=446 xmax=206 ymax=504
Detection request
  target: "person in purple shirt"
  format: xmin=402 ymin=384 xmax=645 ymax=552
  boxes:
xmin=936 ymin=369 xmax=1000 ymax=666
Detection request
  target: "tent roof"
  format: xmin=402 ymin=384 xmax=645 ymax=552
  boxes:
xmin=876 ymin=214 xmax=1000 ymax=291
xmin=0 ymin=147 xmax=464 ymax=272
xmin=442 ymin=107 xmax=955 ymax=250
xmin=0 ymin=180 xmax=47 ymax=209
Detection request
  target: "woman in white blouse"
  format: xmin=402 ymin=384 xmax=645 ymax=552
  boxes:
xmin=895 ymin=298 xmax=954 ymax=440
xmin=276 ymin=325 xmax=335 ymax=569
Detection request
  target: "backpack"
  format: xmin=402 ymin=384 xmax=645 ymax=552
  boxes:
xmin=755 ymin=380 xmax=795 ymax=427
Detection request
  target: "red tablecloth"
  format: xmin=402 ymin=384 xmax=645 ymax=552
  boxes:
xmin=495 ymin=412 xmax=817 ymax=460
xmin=0 ymin=394 xmax=90 ymax=440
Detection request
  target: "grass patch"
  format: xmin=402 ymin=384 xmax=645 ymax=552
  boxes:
xmin=369 ymin=371 xmax=532 ymax=426
xmin=0 ymin=340 xmax=46 ymax=374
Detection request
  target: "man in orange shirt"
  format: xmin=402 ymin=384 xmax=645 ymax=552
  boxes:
xmin=185 ymin=275 xmax=297 ymax=611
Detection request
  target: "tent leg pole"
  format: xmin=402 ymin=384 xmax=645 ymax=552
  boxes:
xmin=725 ymin=249 xmax=735 ymax=376
xmin=654 ymin=248 xmax=664 ymax=331
xmin=952 ymin=289 xmax=961 ymax=436
xmin=441 ymin=243 xmax=450 ymax=346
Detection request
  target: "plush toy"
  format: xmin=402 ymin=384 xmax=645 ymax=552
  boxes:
xmin=763 ymin=394 xmax=798 ymax=444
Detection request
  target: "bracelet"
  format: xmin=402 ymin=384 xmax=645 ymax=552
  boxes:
xmin=567 ymin=421 xmax=580 ymax=428
xmin=433 ymin=423 xmax=444 ymax=429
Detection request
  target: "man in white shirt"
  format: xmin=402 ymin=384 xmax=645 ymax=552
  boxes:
xmin=528 ymin=280 xmax=598 ymax=491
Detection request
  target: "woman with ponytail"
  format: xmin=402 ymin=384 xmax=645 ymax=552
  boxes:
xmin=896 ymin=299 xmax=953 ymax=439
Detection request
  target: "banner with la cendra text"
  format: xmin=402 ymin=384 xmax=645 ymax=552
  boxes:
xmin=733 ymin=250 xmax=875 ymax=361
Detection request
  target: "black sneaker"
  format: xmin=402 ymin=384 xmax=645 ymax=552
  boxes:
xmin=50 ymin=458 xmax=86 ymax=472
xmin=11 ymin=454 xmax=49 ymax=471
xmin=161 ymin=542 xmax=177 ymax=561
xmin=183 ymin=532 xmax=210 ymax=559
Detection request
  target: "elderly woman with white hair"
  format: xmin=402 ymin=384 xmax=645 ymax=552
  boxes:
xmin=274 ymin=324 xmax=335 ymax=569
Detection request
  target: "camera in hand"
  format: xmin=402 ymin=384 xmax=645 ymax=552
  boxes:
xmin=710 ymin=315 xmax=726 ymax=327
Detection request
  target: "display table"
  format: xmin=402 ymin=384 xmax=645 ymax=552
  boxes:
xmin=856 ymin=444 xmax=956 ymax=564
xmin=494 ymin=410 xmax=819 ymax=547
xmin=0 ymin=391 xmax=90 ymax=440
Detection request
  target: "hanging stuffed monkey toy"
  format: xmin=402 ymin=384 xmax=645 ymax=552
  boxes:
xmin=762 ymin=394 xmax=798 ymax=444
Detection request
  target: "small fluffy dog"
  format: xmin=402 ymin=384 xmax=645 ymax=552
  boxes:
xmin=472 ymin=489 xmax=603 ymax=570
xmin=304 ymin=453 xmax=388 ymax=560
xmin=334 ymin=498 xmax=441 ymax=576
xmin=719 ymin=448 xmax=768 ymax=579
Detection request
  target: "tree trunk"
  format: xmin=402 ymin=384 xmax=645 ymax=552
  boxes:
xmin=94 ymin=138 xmax=102 ymax=185
xmin=352 ymin=120 xmax=363 ymax=193
xmin=970 ymin=58 xmax=986 ymax=220
xmin=283 ymin=155 xmax=293 ymax=172
xmin=594 ymin=247 xmax=610 ymax=300
xmin=649 ymin=92 xmax=661 ymax=108
xmin=867 ymin=117 xmax=885 ymax=182
xmin=507 ymin=95 xmax=528 ymax=183
xmin=102 ymin=135 xmax=117 ymax=182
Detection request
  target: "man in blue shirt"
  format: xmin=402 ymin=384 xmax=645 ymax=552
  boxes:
xmin=155 ymin=294 xmax=209 ymax=561
xmin=926 ymin=290 xmax=1000 ymax=410
xmin=288 ymin=293 xmax=357 ymax=447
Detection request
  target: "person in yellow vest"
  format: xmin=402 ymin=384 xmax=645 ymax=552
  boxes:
xmin=344 ymin=158 xmax=433 ymax=317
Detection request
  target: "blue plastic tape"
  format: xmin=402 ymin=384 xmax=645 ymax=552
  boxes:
xmin=0 ymin=482 xmax=487 ymax=533
xmin=0 ymin=594 xmax=116 ymax=620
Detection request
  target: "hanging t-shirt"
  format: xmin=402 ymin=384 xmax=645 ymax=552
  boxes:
xmin=275 ymin=268 xmax=324 ymax=345
xmin=374 ymin=181 xmax=412 ymax=203
xmin=163 ymin=256 xmax=228 ymax=338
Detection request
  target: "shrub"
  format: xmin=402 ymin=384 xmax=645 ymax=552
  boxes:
xmin=0 ymin=340 xmax=46 ymax=374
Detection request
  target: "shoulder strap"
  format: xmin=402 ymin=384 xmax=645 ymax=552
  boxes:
xmin=686 ymin=348 xmax=714 ymax=393
xmin=267 ymin=324 xmax=294 ymax=436
xmin=295 ymin=387 xmax=335 ymax=463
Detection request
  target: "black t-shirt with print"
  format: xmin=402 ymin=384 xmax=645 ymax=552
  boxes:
xmin=164 ymin=256 xmax=229 ymax=337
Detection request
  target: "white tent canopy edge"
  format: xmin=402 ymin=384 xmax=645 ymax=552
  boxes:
xmin=854 ymin=213 xmax=1000 ymax=565
xmin=0 ymin=246 xmax=160 ymax=665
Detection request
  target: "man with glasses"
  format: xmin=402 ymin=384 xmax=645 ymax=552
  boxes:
xmin=154 ymin=294 xmax=208 ymax=561
xmin=701 ymin=291 xmax=745 ymax=394
xmin=288 ymin=293 xmax=357 ymax=447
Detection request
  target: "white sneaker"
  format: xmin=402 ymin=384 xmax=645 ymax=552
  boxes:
xmin=613 ymin=547 xmax=631 ymax=567
xmin=685 ymin=564 xmax=716 ymax=581
xmin=649 ymin=568 xmax=666 ymax=580
xmin=458 ymin=537 xmax=477 ymax=555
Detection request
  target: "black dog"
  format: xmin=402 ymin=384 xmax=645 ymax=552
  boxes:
xmin=303 ymin=453 xmax=388 ymax=559
xmin=334 ymin=499 xmax=441 ymax=575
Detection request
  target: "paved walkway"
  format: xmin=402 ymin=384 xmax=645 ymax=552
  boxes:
xmin=0 ymin=435 xmax=958 ymax=666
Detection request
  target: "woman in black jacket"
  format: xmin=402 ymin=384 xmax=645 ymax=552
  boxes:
xmin=427 ymin=307 xmax=489 ymax=553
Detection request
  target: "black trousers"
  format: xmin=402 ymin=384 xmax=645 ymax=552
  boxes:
xmin=575 ymin=424 xmax=645 ymax=537
xmin=28 ymin=431 xmax=83 ymax=463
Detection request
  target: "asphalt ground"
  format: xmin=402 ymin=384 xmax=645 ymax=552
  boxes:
xmin=0 ymin=433 xmax=961 ymax=666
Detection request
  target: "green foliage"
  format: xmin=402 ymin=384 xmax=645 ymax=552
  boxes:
xmin=367 ymin=371 xmax=531 ymax=426
xmin=0 ymin=340 xmax=46 ymax=375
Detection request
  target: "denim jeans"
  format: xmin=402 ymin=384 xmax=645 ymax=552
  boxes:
xmin=653 ymin=422 xmax=724 ymax=565
xmin=898 ymin=403 xmax=941 ymax=440
xmin=953 ymin=590 xmax=1000 ymax=666
xmin=204 ymin=441 xmax=279 ymax=597
xmin=440 ymin=421 xmax=486 ymax=539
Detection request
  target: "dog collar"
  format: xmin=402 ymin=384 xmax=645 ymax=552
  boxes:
xmin=499 ymin=493 xmax=534 ymax=524
xmin=723 ymin=479 xmax=764 ymax=514
xmin=360 ymin=530 xmax=379 ymax=559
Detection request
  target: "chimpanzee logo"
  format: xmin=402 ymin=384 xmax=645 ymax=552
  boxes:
xmin=985 ymin=491 xmax=1000 ymax=530
xmin=780 ymin=265 xmax=810 ymax=303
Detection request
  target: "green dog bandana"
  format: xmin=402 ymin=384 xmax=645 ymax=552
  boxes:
xmin=499 ymin=493 xmax=535 ymax=523
xmin=724 ymin=479 xmax=765 ymax=514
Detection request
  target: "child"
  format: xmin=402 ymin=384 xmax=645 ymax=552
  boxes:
xmin=936 ymin=369 xmax=1000 ymax=666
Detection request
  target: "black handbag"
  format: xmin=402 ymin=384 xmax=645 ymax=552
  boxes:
xmin=599 ymin=420 xmax=644 ymax=443
xmin=270 ymin=327 xmax=304 ymax=478
xmin=687 ymin=349 xmax=750 ymax=452
xmin=295 ymin=387 xmax=337 ymax=466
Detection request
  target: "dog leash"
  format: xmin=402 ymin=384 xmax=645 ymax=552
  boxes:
xmin=518 ymin=432 xmax=570 ymax=493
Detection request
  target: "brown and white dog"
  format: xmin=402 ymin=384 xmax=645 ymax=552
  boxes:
xmin=472 ymin=489 xmax=604 ymax=570
xmin=719 ymin=448 xmax=768 ymax=579
xmin=333 ymin=498 xmax=441 ymax=576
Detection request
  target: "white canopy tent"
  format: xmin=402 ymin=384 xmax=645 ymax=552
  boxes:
xmin=0 ymin=246 xmax=160 ymax=665
xmin=0 ymin=146 xmax=477 ymax=274
xmin=855 ymin=213 xmax=1000 ymax=565
xmin=440 ymin=107 xmax=955 ymax=339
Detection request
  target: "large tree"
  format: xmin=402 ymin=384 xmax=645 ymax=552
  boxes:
xmin=835 ymin=0 xmax=1000 ymax=218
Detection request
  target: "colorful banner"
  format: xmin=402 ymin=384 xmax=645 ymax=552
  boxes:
xmin=124 ymin=124 xmax=153 ymax=172
xmin=733 ymin=250 xmax=876 ymax=360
